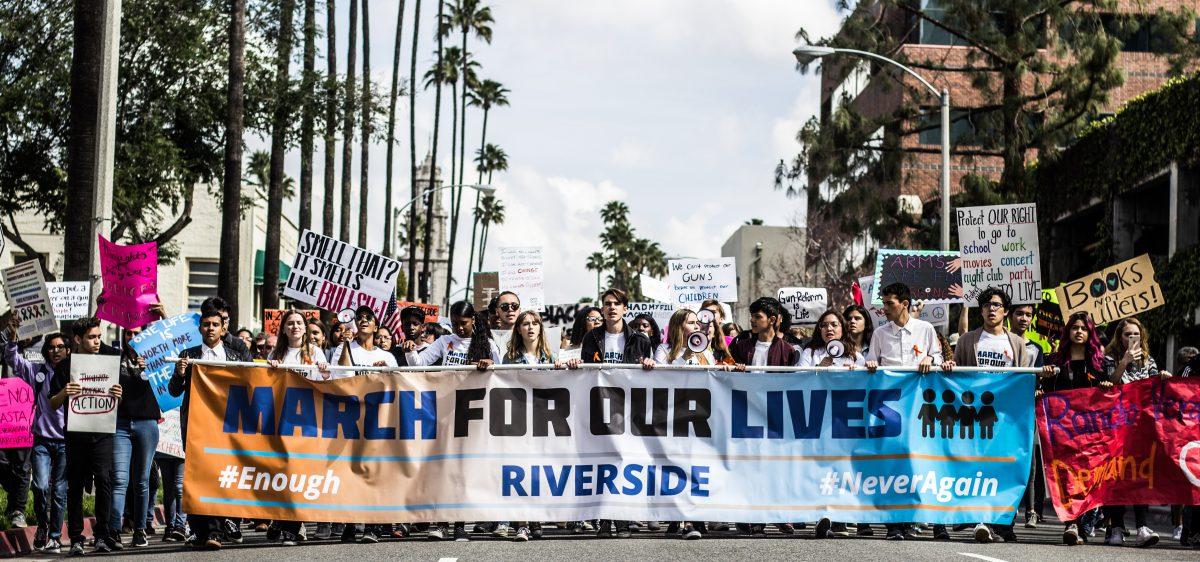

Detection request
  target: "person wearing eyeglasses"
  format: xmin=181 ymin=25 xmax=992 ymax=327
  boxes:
xmin=2 ymin=316 xmax=69 ymax=552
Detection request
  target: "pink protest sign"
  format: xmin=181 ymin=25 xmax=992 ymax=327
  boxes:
xmin=96 ymin=235 xmax=159 ymax=330
xmin=0 ymin=379 xmax=34 ymax=449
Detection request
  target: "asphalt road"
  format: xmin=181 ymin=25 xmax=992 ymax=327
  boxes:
xmin=29 ymin=517 xmax=1197 ymax=562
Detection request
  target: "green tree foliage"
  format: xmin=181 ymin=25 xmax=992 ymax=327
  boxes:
xmin=589 ymin=201 xmax=667 ymax=300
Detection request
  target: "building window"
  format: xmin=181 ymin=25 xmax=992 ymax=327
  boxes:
xmin=919 ymin=108 xmax=982 ymax=146
xmin=918 ymin=0 xmax=961 ymax=46
xmin=187 ymin=260 xmax=219 ymax=312
xmin=1062 ymin=14 xmax=1179 ymax=53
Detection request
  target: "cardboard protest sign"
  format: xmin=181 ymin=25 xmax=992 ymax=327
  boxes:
xmin=472 ymin=272 xmax=500 ymax=311
xmin=156 ymin=409 xmax=184 ymax=459
xmin=777 ymin=288 xmax=828 ymax=325
xmin=499 ymin=246 xmax=545 ymax=311
xmin=1054 ymin=254 xmax=1163 ymax=325
xmin=47 ymin=281 xmax=90 ymax=320
xmin=541 ymin=303 xmax=584 ymax=327
xmin=128 ymin=313 xmax=201 ymax=412
xmin=667 ymin=258 xmax=737 ymax=307
xmin=283 ymin=230 xmax=401 ymax=318
xmin=624 ymin=302 xmax=675 ymax=330
xmin=262 ymin=309 xmax=320 ymax=335
xmin=96 ymin=236 xmax=159 ymax=330
xmin=872 ymin=249 xmax=963 ymax=305
xmin=0 ymin=378 xmax=34 ymax=449
xmin=858 ymin=275 xmax=949 ymax=328
xmin=956 ymin=203 xmax=1042 ymax=305
xmin=67 ymin=354 xmax=120 ymax=433
xmin=1 ymin=260 xmax=57 ymax=339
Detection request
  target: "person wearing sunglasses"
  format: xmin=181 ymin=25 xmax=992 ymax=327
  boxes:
xmin=494 ymin=292 xmax=522 ymax=331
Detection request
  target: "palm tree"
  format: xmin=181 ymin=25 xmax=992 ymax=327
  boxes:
xmin=448 ymin=0 xmax=491 ymax=190
xmin=299 ymin=0 xmax=317 ymax=232
xmin=339 ymin=0 xmax=358 ymax=242
xmin=585 ymin=251 xmax=607 ymax=301
xmin=357 ymin=0 xmax=371 ymax=248
xmin=419 ymin=0 xmax=447 ymax=302
xmin=600 ymin=200 xmax=629 ymax=226
xmin=463 ymin=78 xmax=509 ymax=294
xmin=382 ymin=0 xmax=407 ymax=256
xmin=218 ymin=0 xmax=248 ymax=316
xmin=474 ymin=194 xmax=504 ymax=270
xmin=264 ymin=0 xmax=298 ymax=310
xmin=247 ymin=150 xmax=295 ymax=203
xmin=406 ymin=0 xmax=423 ymax=299
xmin=423 ymin=46 xmax=462 ymax=184
xmin=463 ymin=142 xmax=505 ymax=295
xmin=322 ymin=0 xmax=337 ymax=237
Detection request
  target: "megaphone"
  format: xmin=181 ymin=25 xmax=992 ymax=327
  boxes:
xmin=687 ymin=331 xmax=710 ymax=353
xmin=697 ymin=309 xmax=716 ymax=326
xmin=337 ymin=308 xmax=356 ymax=323
xmin=826 ymin=339 xmax=845 ymax=359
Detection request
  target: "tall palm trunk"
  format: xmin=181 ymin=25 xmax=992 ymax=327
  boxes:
xmin=357 ymin=0 xmax=370 ymax=248
xmin=263 ymin=0 xmax=297 ymax=311
xmin=218 ymin=0 xmax=247 ymax=317
xmin=63 ymin=0 xmax=108 ymax=285
xmin=463 ymin=105 xmax=489 ymax=294
xmin=383 ymin=0 xmax=406 ymax=257
xmin=420 ymin=0 xmax=445 ymax=301
xmin=446 ymin=24 xmax=469 ymax=302
xmin=339 ymin=0 xmax=358 ymax=242
xmin=298 ymin=0 xmax=316 ymax=233
xmin=440 ymin=78 xmax=457 ymax=306
xmin=405 ymin=0 xmax=423 ymax=300
xmin=322 ymin=0 xmax=337 ymax=236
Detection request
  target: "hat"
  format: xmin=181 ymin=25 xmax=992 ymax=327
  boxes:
xmin=354 ymin=305 xmax=376 ymax=321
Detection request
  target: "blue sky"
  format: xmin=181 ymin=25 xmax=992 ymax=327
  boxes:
xmin=268 ymin=0 xmax=844 ymax=303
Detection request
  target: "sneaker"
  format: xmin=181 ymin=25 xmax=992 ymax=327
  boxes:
xmin=427 ymin=525 xmax=446 ymax=540
xmin=360 ymin=529 xmax=379 ymax=544
xmin=93 ymin=539 xmax=112 ymax=554
xmin=1173 ymin=525 xmax=1183 ymax=541
xmin=581 ymin=520 xmax=595 ymax=532
xmin=104 ymin=536 xmax=124 ymax=551
xmin=514 ymin=527 xmax=530 ymax=542
xmin=33 ymin=526 xmax=47 ymax=549
xmin=815 ymin=518 xmax=831 ymax=539
xmin=1106 ymin=526 xmax=1127 ymax=546
xmin=391 ymin=525 xmax=408 ymax=539
xmin=340 ymin=525 xmax=357 ymax=542
xmin=777 ymin=523 xmax=795 ymax=534
xmin=597 ymin=520 xmax=613 ymax=538
xmin=492 ymin=523 xmax=511 ymax=538
xmin=167 ymin=527 xmax=187 ymax=542
xmin=205 ymin=532 xmax=223 ymax=550
xmin=223 ymin=519 xmax=243 ymax=543
xmin=934 ymin=526 xmax=951 ymax=540
xmin=131 ymin=529 xmax=149 ymax=547
xmin=266 ymin=522 xmax=281 ymax=541
xmin=531 ymin=523 xmax=543 ymax=539
xmin=453 ymin=525 xmax=470 ymax=542
xmin=1063 ymin=524 xmax=1082 ymax=546
xmin=974 ymin=523 xmax=994 ymax=543
xmin=10 ymin=512 xmax=28 ymax=529
xmin=1134 ymin=526 xmax=1159 ymax=548
xmin=314 ymin=523 xmax=332 ymax=540
xmin=885 ymin=529 xmax=905 ymax=540
xmin=628 ymin=521 xmax=641 ymax=532
xmin=683 ymin=523 xmax=702 ymax=540
xmin=856 ymin=523 xmax=874 ymax=536
xmin=616 ymin=525 xmax=632 ymax=539
xmin=830 ymin=522 xmax=850 ymax=538
xmin=646 ymin=521 xmax=661 ymax=531
xmin=910 ymin=523 xmax=926 ymax=534
xmin=1025 ymin=513 xmax=1039 ymax=529
xmin=69 ymin=541 xmax=86 ymax=556
xmin=42 ymin=538 xmax=62 ymax=553
xmin=281 ymin=531 xmax=298 ymax=546
xmin=145 ymin=524 xmax=156 ymax=536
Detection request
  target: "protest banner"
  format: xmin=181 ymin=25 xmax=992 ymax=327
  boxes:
xmin=499 ymin=246 xmax=545 ymax=311
xmin=858 ymin=275 xmax=949 ymax=328
xmin=47 ymin=281 xmax=90 ymax=320
xmin=1 ymin=260 xmax=57 ymax=339
xmin=156 ymin=409 xmax=184 ymax=459
xmin=872 ymin=250 xmax=963 ymax=305
xmin=184 ymin=363 xmax=1033 ymax=525
xmin=667 ymin=258 xmax=737 ymax=307
xmin=0 ymin=378 xmax=34 ymax=449
xmin=956 ymin=203 xmax=1042 ymax=305
xmin=1054 ymin=254 xmax=1163 ymax=325
xmin=624 ymin=302 xmax=675 ymax=330
xmin=96 ymin=236 xmax=159 ymax=330
xmin=541 ymin=303 xmax=583 ymax=327
xmin=67 ymin=354 xmax=120 ymax=434
xmin=777 ymin=287 xmax=828 ymax=325
xmin=472 ymin=272 xmax=500 ymax=311
xmin=262 ymin=309 xmax=321 ymax=335
xmin=1036 ymin=377 xmax=1200 ymax=521
xmin=282 ymin=230 xmax=401 ymax=324
xmin=128 ymin=313 xmax=201 ymax=412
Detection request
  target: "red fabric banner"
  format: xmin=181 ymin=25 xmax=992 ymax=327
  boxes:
xmin=1036 ymin=377 xmax=1200 ymax=521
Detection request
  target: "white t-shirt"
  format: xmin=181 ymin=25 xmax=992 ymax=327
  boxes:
xmin=653 ymin=342 xmax=713 ymax=365
xmin=751 ymin=340 xmax=772 ymax=367
xmin=280 ymin=344 xmax=325 ymax=366
xmin=328 ymin=340 xmax=396 ymax=379
xmin=975 ymin=331 xmax=1015 ymax=367
xmin=798 ymin=346 xmax=865 ymax=368
xmin=406 ymin=333 xmax=502 ymax=366
xmin=603 ymin=331 xmax=626 ymax=364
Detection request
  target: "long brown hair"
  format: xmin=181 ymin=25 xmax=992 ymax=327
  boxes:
xmin=807 ymin=309 xmax=859 ymax=360
xmin=270 ymin=309 xmax=314 ymax=364
xmin=1106 ymin=317 xmax=1151 ymax=367
xmin=665 ymin=309 xmax=697 ymax=363
xmin=505 ymin=310 xmax=554 ymax=363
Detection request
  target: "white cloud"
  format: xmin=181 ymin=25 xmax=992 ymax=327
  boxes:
xmin=610 ymin=141 xmax=651 ymax=168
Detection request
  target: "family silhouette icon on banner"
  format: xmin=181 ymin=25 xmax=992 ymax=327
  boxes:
xmin=918 ymin=388 xmax=998 ymax=440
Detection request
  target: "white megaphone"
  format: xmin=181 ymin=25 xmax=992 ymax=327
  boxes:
xmin=826 ymin=339 xmax=845 ymax=359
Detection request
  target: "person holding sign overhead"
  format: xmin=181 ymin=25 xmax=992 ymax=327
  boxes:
xmin=48 ymin=317 xmax=125 ymax=555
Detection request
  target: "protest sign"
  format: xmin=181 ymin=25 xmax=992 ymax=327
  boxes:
xmin=872 ymin=250 xmax=963 ymax=305
xmin=624 ymin=302 xmax=675 ymax=330
xmin=1 ymin=261 xmax=57 ymax=339
xmin=1054 ymin=254 xmax=1162 ymax=325
xmin=541 ymin=303 xmax=583 ymax=327
xmin=1037 ymin=377 xmax=1200 ymax=521
xmin=129 ymin=313 xmax=201 ymax=412
xmin=47 ymin=281 xmax=90 ymax=320
xmin=156 ymin=409 xmax=184 ymax=459
xmin=395 ymin=301 xmax=439 ymax=323
xmin=858 ymin=275 xmax=949 ymax=328
xmin=499 ymin=246 xmax=545 ymax=311
xmin=956 ymin=204 xmax=1042 ymax=305
xmin=96 ymin=236 xmax=159 ymax=330
xmin=1024 ymin=288 xmax=1062 ymax=354
xmin=262 ymin=309 xmax=320 ymax=335
xmin=776 ymin=287 xmax=828 ymax=325
xmin=67 ymin=354 xmax=120 ymax=434
xmin=0 ymin=379 xmax=34 ymax=449
xmin=667 ymin=258 xmax=737 ymax=307
xmin=184 ymin=364 xmax=1033 ymax=525
xmin=472 ymin=272 xmax=500 ymax=311
xmin=282 ymin=230 xmax=401 ymax=321
xmin=639 ymin=273 xmax=670 ymax=303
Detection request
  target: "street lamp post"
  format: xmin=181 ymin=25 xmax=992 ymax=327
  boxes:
xmin=793 ymin=45 xmax=952 ymax=251
xmin=393 ymin=183 xmax=495 ymax=302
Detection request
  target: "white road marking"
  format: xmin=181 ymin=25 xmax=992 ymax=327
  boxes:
xmin=958 ymin=553 xmax=1009 ymax=562
xmin=437 ymin=558 xmax=459 ymax=562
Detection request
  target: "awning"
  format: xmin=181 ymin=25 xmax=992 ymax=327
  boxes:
xmin=253 ymin=250 xmax=292 ymax=285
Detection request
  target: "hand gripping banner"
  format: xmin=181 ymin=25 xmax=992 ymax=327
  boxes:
xmin=182 ymin=363 xmax=1035 ymax=524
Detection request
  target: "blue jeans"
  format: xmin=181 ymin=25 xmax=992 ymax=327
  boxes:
xmin=156 ymin=455 xmax=185 ymax=529
xmin=31 ymin=437 xmax=67 ymax=540
xmin=111 ymin=418 xmax=159 ymax=533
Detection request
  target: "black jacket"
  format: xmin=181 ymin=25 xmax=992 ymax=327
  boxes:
xmin=580 ymin=323 xmax=653 ymax=364
xmin=169 ymin=343 xmax=253 ymax=445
